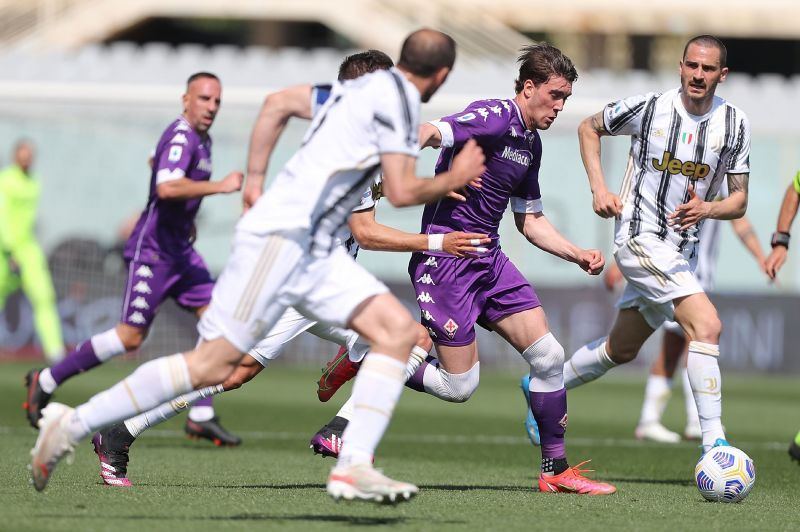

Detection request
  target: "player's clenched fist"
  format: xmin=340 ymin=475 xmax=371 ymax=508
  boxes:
xmin=220 ymin=171 xmax=244 ymax=193
xmin=592 ymin=189 xmax=622 ymax=218
xmin=577 ymin=248 xmax=605 ymax=275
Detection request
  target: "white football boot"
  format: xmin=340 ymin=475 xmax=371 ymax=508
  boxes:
xmin=635 ymin=422 xmax=681 ymax=443
xmin=327 ymin=463 xmax=418 ymax=504
xmin=30 ymin=403 xmax=77 ymax=491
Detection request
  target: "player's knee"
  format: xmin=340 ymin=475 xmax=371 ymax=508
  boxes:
xmin=116 ymin=326 xmax=146 ymax=351
xmin=413 ymin=322 xmax=433 ymax=352
xmin=522 ymin=333 xmax=565 ymax=389
xmin=690 ymin=315 xmax=722 ymax=344
xmin=605 ymin=336 xmax=639 ymax=364
xmin=440 ymin=363 xmax=480 ymax=403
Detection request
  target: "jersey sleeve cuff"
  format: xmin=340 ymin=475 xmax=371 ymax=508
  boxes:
xmin=510 ymin=197 xmax=543 ymax=213
xmin=156 ymin=168 xmax=186 ymax=185
xmin=429 ymin=120 xmax=454 ymax=148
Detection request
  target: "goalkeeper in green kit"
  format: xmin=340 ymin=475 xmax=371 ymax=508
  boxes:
xmin=0 ymin=140 xmax=64 ymax=362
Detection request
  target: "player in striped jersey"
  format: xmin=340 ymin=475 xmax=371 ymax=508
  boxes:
xmin=608 ymin=205 xmax=766 ymax=443
xmin=554 ymin=35 xmax=752 ymax=454
xmin=764 ymin=169 xmax=800 ymax=462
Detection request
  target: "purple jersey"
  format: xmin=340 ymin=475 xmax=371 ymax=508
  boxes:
xmin=124 ymin=116 xmax=213 ymax=262
xmin=422 ymin=99 xmax=543 ymax=253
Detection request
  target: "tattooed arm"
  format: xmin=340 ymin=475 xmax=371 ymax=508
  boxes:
xmin=668 ymin=173 xmax=749 ymax=231
xmin=578 ymin=111 xmax=621 ymax=218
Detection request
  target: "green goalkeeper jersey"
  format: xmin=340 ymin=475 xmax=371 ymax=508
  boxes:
xmin=0 ymin=164 xmax=40 ymax=250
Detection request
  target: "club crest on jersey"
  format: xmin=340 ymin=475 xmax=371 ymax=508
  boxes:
xmin=168 ymin=145 xmax=183 ymax=162
xmin=652 ymin=151 xmax=710 ymax=180
xmin=443 ymin=318 xmax=459 ymax=338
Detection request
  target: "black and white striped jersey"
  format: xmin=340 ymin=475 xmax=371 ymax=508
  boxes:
xmin=604 ymin=88 xmax=750 ymax=254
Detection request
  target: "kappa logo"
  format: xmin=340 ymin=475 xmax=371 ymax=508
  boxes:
xmin=421 ymin=309 xmax=435 ymax=322
xmin=476 ymin=107 xmax=489 ymax=121
xmin=558 ymin=414 xmax=568 ymax=430
xmin=130 ymin=296 xmax=150 ymax=310
xmin=174 ymin=122 xmax=190 ymax=132
xmin=170 ymin=133 xmax=188 ymax=145
xmin=501 ymin=146 xmax=532 ymax=166
xmin=135 ymin=265 xmax=153 ymax=278
xmin=127 ymin=312 xmax=147 ymax=325
xmin=417 ymin=292 xmax=435 ymax=304
xmin=443 ymin=318 xmax=459 ymax=338
xmin=424 ymin=257 xmax=438 ymax=268
xmin=416 ymin=274 xmax=435 ymax=285
xmin=501 ymin=101 xmax=511 ymax=113
xmin=426 ymin=326 xmax=438 ymax=339
xmin=509 ymin=127 xmax=518 ymax=138
xmin=489 ymin=105 xmax=502 ymax=116
xmin=197 ymin=158 xmax=213 ymax=172
xmin=133 ymin=281 xmax=152 ymax=294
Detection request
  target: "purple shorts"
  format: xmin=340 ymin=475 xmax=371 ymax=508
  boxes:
xmin=120 ymin=249 xmax=213 ymax=328
xmin=408 ymin=250 xmax=541 ymax=346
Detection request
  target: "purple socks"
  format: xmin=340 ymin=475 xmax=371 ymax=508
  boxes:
xmin=530 ymin=388 xmax=567 ymax=459
xmin=49 ymin=341 xmax=103 ymax=385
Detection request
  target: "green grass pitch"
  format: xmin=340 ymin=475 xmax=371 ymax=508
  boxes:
xmin=1 ymin=360 xmax=799 ymax=531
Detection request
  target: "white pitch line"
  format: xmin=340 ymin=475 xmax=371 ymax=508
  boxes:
xmin=2 ymin=425 xmax=788 ymax=452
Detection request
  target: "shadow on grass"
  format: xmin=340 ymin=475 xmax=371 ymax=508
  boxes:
xmin=606 ymin=477 xmax=695 ymax=487
xmin=34 ymin=514 xmax=410 ymax=525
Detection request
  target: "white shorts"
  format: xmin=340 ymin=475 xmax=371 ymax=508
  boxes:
xmin=198 ymin=229 xmax=388 ymax=353
xmin=614 ymin=234 xmax=703 ymax=330
xmin=246 ymin=306 xmax=362 ymax=367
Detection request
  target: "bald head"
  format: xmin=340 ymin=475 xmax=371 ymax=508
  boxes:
xmin=398 ymin=29 xmax=456 ymax=77
xmin=13 ymin=140 xmax=34 ymax=173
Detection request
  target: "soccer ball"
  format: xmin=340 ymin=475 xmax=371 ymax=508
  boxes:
xmin=694 ymin=446 xmax=755 ymax=503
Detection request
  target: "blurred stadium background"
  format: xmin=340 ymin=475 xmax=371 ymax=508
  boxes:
xmin=1 ymin=0 xmax=799 ymax=372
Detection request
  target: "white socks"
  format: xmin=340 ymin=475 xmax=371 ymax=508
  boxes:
xmin=638 ymin=375 xmax=672 ymax=426
xmin=39 ymin=368 xmax=57 ymax=394
xmin=91 ymin=328 xmax=126 ymax=362
xmin=681 ymin=367 xmax=700 ymax=429
xmin=69 ymin=354 xmax=192 ymax=442
xmin=404 ymin=346 xmax=429 ymax=381
xmin=686 ymin=342 xmax=725 ymax=451
xmin=337 ymin=354 xmax=405 ymax=467
xmin=564 ymin=338 xmax=617 ymax=389
xmin=124 ymin=385 xmax=224 ymax=438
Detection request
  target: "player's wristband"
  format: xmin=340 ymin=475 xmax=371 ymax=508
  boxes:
xmin=428 ymin=234 xmax=444 ymax=252
xmin=770 ymin=231 xmax=790 ymax=249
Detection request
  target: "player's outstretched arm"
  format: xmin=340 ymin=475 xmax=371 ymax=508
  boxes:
xmin=579 ymin=111 xmax=621 ymax=218
xmin=243 ymin=84 xmax=313 ymax=211
xmin=514 ymin=211 xmax=604 ymax=275
xmin=668 ymin=174 xmax=748 ymax=231
xmin=349 ymin=208 xmax=490 ymax=257
xmin=156 ymin=172 xmax=243 ymax=201
xmin=729 ymin=216 xmax=767 ymax=274
xmin=380 ymin=139 xmax=485 ymax=208
xmin=765 ymin=182 xmax=799 ymax=279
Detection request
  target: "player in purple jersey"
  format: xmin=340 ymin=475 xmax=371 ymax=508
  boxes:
xmin=24 ymin=73 xmax=244 ymax=446
xmin=407 ymin=43 xmax=615 ymax=495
